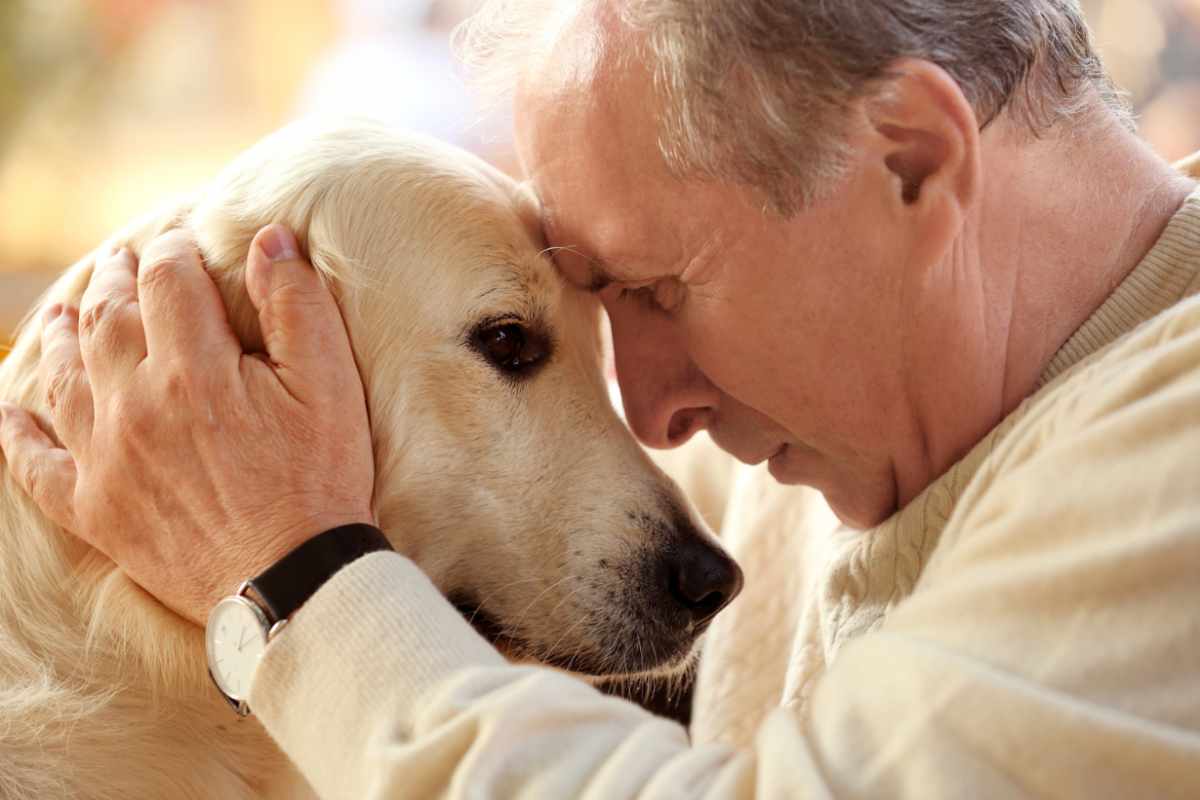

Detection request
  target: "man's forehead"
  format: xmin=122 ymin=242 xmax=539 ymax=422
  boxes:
xmin=536 ymin=174 xmax=681 ymax=294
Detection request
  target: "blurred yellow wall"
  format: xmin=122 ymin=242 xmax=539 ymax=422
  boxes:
xmin=0 ymin=0 xmax=336 ymax=341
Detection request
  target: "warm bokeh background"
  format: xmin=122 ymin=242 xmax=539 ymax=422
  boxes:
xmin=1 ymin=0 xmax=1198 ymax=348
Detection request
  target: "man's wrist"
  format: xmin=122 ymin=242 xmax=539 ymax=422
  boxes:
xmin=247 ymin=523 xmax=393 ymax=624
xmin=246 ymin=551 xmax=508 ymax=798
xmin=237 ymin=508 xmax=379 ymax=595
xmin=205 ymin=523 xmax=391 ymax=715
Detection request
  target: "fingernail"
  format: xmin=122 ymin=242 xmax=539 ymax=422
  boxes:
xmin=259 ymin=225 xmax=298 ymax=262
xmin=42 ymin=304 xmax=63 ymax=324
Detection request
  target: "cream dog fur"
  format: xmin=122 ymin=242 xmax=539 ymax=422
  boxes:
xmin=0 ymin=119 xmax=740 ymax=799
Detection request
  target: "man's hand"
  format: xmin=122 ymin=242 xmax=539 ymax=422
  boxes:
xmin=0 ymin=225 xmax=375 ymax=625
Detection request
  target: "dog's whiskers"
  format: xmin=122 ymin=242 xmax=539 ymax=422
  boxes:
xmin=506 ymin=572 xmax=577 ymax=635
xmin=539 ymin=603 xmax=589 ymax=666
xmin=535 ymin=244 xmax=588 ymax=263
xmin=459 ymin=575 xmax=543 ymax=628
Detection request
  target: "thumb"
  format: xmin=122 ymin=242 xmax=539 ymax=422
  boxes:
xmin=244 ymin=224 xmax=361 ymax=404
xmin=0 ymin=402 xmax=79 ymax=533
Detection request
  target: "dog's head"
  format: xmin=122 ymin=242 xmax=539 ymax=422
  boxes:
xmin=18 ymin=119 xmax=744 ymax=679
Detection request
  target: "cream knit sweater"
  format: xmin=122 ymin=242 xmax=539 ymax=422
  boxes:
xmin=249 ymin=167 xmax=1200 ymax=799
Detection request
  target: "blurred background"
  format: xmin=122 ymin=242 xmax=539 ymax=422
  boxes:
xmin=1 ymin=0 xmax=1198 ymax=347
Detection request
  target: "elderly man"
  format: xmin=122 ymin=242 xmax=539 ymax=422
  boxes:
xmin=2 ymin=0 xmax=1199 ymax=797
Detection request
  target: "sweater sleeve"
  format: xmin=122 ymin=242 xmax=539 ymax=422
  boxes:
xmin=247 ymin=306 xmax=1200 ymax=800
xmin=246 ymin=552 xmax=779 ymax=799
xmin=247 ymin=520 xmax=1200 ymax=800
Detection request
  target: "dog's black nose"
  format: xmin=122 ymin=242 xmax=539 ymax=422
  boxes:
xmin=665 ymin=539 xmax=744 ymax=628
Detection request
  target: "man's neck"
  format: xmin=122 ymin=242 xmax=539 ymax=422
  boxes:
xmin=899 ymin=108 xmax=1194 ymax=508
xmin=979 ymin=112 xmax=1196 ymax=417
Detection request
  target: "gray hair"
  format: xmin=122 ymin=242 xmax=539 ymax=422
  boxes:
xmin=458 ymin=0 xmax=1129 ymax=214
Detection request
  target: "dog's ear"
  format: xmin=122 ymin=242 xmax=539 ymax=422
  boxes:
xmin=185 ymin=178 xmax=332 ymax=358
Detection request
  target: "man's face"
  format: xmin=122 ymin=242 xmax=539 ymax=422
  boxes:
xmin=515 ymin=52 xmax=953 ymax=529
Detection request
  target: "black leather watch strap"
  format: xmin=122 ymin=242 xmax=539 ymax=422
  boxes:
xmin=247 ymin=523 xmax=392 ymax=624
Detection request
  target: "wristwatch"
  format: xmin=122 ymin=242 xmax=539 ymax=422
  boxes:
xmin=205 ymin=523 xmax=392 ymax=716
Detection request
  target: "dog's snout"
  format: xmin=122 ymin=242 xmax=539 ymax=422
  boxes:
xmin=664 ymin=538 xmax=744 ymax=628
xmin=606 ymin=507 xmax=745 ymax=670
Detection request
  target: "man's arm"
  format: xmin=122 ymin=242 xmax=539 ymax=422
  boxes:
xmin=252 ymin=434 xmax=1200 ymax=799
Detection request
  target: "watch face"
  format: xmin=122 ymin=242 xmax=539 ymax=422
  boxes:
xmin=206 ymin=596 xmax=270 ymax=702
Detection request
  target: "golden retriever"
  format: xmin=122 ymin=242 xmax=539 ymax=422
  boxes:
xmin=0 ymin=118 xmax=742 ymax=799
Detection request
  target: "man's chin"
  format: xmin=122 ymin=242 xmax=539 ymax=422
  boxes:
xmin=767 ymin=446 xmax=897 ymax=530
xmin=824 ymin=483 xmax=897 ymax=531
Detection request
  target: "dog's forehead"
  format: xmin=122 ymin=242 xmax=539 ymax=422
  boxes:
xmin=230 ymin=121 xmax=567 ymax=326
xmin=460 ymin=246 xmax=562 ymax=321
xmin=407 ymin=168 xmax=559 ymax=316
xmin=350 ymin=184 xmax=561 ymax=328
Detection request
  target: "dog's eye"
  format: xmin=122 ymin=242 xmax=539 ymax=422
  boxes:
xmin=474 ymin=322 xmax=548 ymax=376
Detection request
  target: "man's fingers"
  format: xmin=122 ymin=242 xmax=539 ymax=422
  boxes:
xmin=40 ymin=304 xmax=95 ymax=454
xmin=78 ymin=247 xmax=147 ymax=387
xmin=138 ymin=229 xmax=240 ymax=364
xmin=244 ymin=224 xmax=362 ymax=405
xmin=0 ymin=403 xmax=79 ymax=533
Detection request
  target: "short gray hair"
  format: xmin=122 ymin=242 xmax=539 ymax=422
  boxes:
xmin=459 ymin=0 xmax=1128 ymax=214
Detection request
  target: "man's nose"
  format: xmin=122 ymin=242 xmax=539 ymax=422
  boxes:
xmin=608 ymin=307 xmax=718 ymax=449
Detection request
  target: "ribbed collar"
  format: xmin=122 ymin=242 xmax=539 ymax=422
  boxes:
xmin=1038 ymin=184 xmax=1200 ymax=386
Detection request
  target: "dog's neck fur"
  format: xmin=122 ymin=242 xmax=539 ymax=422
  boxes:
xmin=0 ymin=461 xmax=304 ymax=800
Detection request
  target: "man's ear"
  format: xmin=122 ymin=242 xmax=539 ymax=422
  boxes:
xmin=864 ymin=59 xmax=980 ymax=211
